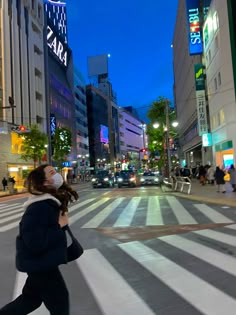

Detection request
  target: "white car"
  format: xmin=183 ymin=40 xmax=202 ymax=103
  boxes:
xmin=140 ymin=171 xmax=162 ymax=186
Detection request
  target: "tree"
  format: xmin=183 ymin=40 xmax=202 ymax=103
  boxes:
xmin=52 ymin=127 xmax=72 ymax=168
xmin=19 ymin=124 xmax=48 ymax=168
xmin=146 ymin=97 xmax=178 ymax=171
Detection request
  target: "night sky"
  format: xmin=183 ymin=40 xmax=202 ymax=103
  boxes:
xmin=66 ymin=0 xmax=179 ymax=119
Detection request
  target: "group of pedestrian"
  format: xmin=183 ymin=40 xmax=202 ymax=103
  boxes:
xmin=0 ymin=164 xmax=80 ymax=314
xmin=1 ymin=176 xmax=16 ymax=191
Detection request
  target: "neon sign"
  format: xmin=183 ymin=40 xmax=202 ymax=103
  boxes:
xmin=186 ymin=0 xmax=203 ymax=55
xmin=47 ymin=25 xmax=68 ymax=67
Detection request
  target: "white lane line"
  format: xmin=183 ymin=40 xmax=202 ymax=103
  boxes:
xmin=193 ymin=204 xmax=233 ymax=223
xmin=193 ymin=229 xmax=236 ymax=247
xmin=119 ymin=241 xmax=236 ymax=315
xmin=225 ymin=224 xmax=236 ymax=230
xmin=76 ymin=249 xmax=155 ymax=315
xmin=166 ymin=196 xmax=197 ymax=224
xmin=14 ymin=272 xmax=48 ymax=314
xmin=82 ymin=198 xmax=125 ymax=228
xmin=113 ymin=197 xmax=141 ymax=227
xmin=161 ymin=234 xmax=236 ymax=277
xmin=146 ymin=196 xmax=163 ymax=225
xmin=0 ymin=208 xmax=23 ymax=218
xmin=0 ymin=204 xmax=22 ymax=213
xmin=69 ymin=198 xmax=110 ymax=225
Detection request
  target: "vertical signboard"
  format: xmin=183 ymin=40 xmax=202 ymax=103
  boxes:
xmin=186 ymin=0 xmax=203 ymax=55
xmin=194 ymin=64 xmax=208 ymax=135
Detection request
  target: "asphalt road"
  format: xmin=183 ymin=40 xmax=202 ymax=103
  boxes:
xmin=1 ymin=184 xmax=236 ymax=314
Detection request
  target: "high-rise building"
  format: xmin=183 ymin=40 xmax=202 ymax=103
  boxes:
xmin=0 ymin=0 xmax=46 ymax=186
xmin=44 ymin=0 xmax=77 ymax=172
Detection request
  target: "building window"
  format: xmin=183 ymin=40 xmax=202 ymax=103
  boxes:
xmin=218 ymin=72 xmax=221 ymax=86
xmin=38 ymin=4 xmax=42 ymax=19
xmin=214 ymin=77 xmax=217 ymax=90
xmin=31 ymin=0 xmax=35 ymax=10
xmin=219 ymin=109 xmax=225 ymax=125
xmin=215 ymin=35 xmax=219 ymax=49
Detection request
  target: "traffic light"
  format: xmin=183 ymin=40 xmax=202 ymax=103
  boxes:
xmin=140 ymin=148 xmax=147 ymax=153
xmin=11 ymin=125 xmax=30 ymax=134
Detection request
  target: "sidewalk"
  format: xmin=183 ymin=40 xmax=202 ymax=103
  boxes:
xmin=170 ymin=179 xmax=236 ymax=207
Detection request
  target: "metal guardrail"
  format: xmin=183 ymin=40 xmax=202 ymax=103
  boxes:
xmin=162 ymin=176 xmax=192 ymax=195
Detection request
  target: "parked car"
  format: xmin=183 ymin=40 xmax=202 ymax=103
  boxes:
xmin=117 ymin=170 xmax=138 ymax=188
xmin=91 ymin=170 xmax=114 ymax=188
xmin=140 ymin=171 xmax=162 ymax=186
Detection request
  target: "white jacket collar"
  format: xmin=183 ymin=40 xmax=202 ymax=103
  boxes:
xmin=23 ymin=193 xmax=61 ymax=210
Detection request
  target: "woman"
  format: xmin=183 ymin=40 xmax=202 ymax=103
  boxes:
xmin=228 ymin=164 xmax=236 ymax=192
xmin=0 ymin=164 xmax=79 ymax=315
xmin=214 ymin=166 xmax=226 ymax=193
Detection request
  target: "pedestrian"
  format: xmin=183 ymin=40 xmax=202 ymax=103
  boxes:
xmin=0 ymin=164 xmax=79 ymax=315
xmin=198 ymin=165 xmax=207 ymax=185
xmin=1 ymin=177 xmax=7 ymax=191
xmin=214 ymin=166 xmax=226 ymax=193
xmin=228 ymin=164 xmax=236 ymax=192
xmin=206 ymin=165 xmax=215 ymax=185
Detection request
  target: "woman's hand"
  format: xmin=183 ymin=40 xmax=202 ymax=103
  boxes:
xmin=58 ymin=212 xmax=69 ymax=228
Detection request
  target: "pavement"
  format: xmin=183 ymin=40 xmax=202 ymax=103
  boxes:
xmin=0 ymin=179 xmax=236 ymax=207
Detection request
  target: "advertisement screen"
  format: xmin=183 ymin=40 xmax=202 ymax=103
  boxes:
xmin=100 ymin=125 xmax=109 ymax=144
xmin=223 ymin=154 xmax=234 ymax=168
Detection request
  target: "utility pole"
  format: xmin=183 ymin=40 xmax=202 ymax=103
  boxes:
xmin=165 ymin=100 xmax=171 ymax=177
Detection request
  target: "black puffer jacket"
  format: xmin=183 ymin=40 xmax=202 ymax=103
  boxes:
xmin=16 ymin=194 xmax=67 ymax=273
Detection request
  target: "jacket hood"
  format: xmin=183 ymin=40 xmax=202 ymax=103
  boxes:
xmin=23 ymin=193 xmax=61 ymax=210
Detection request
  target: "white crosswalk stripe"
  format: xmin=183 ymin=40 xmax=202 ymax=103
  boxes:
xmin=10 ymin=226 xmax=236 ymax=314
xmin=0 ymin=196 xmax=236 ymax=232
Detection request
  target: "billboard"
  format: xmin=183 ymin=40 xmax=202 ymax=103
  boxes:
xmin=186 ymin=0 xmax=203 ymax=55
xmin=88 ymin=54 xmax=108 ymax=77
xmin=100 ymin=125 xmax=109 ymax=144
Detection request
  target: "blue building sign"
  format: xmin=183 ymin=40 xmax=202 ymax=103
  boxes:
xmin=186 ymin=0 xmax=203 ymax=55
xmin=62 ymin=161 xmax=71 ymax=167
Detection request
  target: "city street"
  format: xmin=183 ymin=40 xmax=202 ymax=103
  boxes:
xmin=1 ymin=183 xmax=236 ymax=314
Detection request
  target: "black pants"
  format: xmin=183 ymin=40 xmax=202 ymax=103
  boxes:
xmin=0 ymin=268 xmax=69 ymax=315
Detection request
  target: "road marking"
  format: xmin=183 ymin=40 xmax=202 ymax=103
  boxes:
xmin=113 ymin=197 xmax=141 ymax=227
xmin=166 ymin=196 xmax=197 ymax=224
xmin=119 ymin=241 xmax=236 ymax=315
xmin=82 ymin=198 xmax=125 ymax=228
xmin=69 ymin=198 xmax=110 ymax=225
xmin=146 ymin=196 xmax=163 ymax=225
xmin=161 ymin=234 xmax=236 ymax=277
xmin=193 ymin=204 xmax=233 ymax=223
xmin=193 ymin=229 xmax=236 ymax=247
xmin=76 ymin=249 xmax=155 ymax=315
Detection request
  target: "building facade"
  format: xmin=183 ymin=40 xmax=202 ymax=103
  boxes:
xmin=86 ymin=85 xmax=120 ymax=171
xmin=0 ymin=0 xmax=46 ymax=187
xmin=173 ymin=0 xmax=212 ymax=168
xmin=74 ymin=68 xmax=89 ymax=170
xmin=119 ymin=108 xmax=146 ymax=170
xmin=203 ymin=0 xmax=236 ymax=168
xmin=44 ymin=0 xmax=77 ymax=170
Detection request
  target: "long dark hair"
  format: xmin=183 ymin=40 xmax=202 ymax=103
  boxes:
xmin=26 ymin=164 xmax=79 ymax=213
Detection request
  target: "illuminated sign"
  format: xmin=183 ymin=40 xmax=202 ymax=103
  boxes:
xmin=47 ymin=25 xmax=68 ymax=67
xmin=100 ymin=125 xmax=109 ymax=144
xmin=202 ymin=133 xmax=212 ymax=147
xmin=50 ymin=114 xmax=56 ymax=136
xmin=186 ymin=0 xmax=203 ymax=55
xmin=194 ymin=64 xmax=205 ymax=90
xmin=196 ymin=90 xmax=208 ymax=135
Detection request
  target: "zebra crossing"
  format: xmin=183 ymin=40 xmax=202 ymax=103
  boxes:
xmin=0 ymin=196 xmax=235 ymax=232
xmin=9 ymin=224 xmax=236 ymax=314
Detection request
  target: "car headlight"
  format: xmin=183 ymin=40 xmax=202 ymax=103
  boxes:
xmin=129 ymin=177 xmax=135 ymax=181
xmin=103 ymin=178 xmax=109 ymax=181
xmin=118 ymin=178 xmax=123 ymax=182
xmin=154 ymin=178 xmax=159 ymax=182
xmin=140 ymin=178 xmax=145 ymax=182
xmin=92 ymin=178 xmax=96 ymax=182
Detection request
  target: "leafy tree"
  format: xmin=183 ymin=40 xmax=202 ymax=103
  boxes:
xmin=20 ymin=124 xmax=48 ymax=168
xmin=146 ymin=97 xmax=178 ymax=171
xmin=52 ymin=127 xmax=72 ymax=168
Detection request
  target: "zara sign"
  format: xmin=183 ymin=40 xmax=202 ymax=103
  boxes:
xmin=47 ymin=26 xmax=68 ymax=67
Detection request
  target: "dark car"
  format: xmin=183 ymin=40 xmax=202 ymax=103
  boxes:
xmin=91 ymin=170 xmax=114 ymax=188
xmin=140 ymin=171 xmax=162 ymax=186
xmin=117 ymin=170 xmax=138 ymax=188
